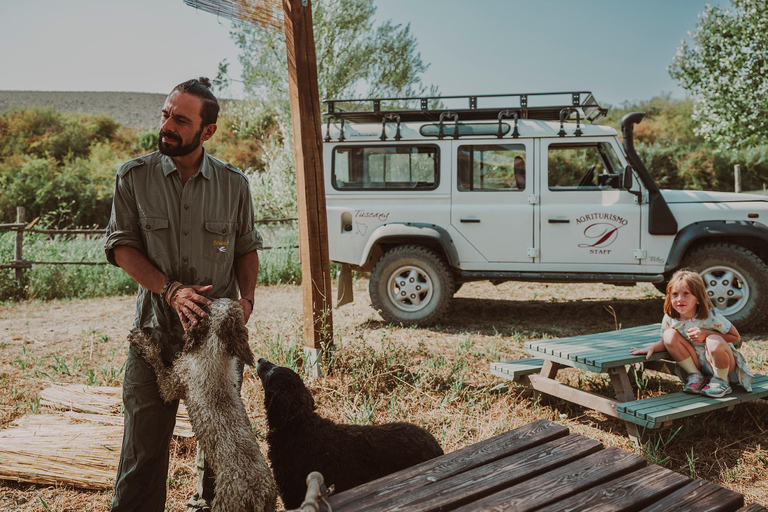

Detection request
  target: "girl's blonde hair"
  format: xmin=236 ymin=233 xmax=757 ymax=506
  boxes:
xmin=664 ymin=269 xmax=714 ymax=320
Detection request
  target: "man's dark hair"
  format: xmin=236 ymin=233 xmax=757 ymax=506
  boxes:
xmin=172 ymin=77 xmax=219 ymax=126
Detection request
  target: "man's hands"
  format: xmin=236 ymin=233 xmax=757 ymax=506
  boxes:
xmin=238 ymin=298 xmax=253 ymax=324
xmin=168 ymin=284 xmax=213 ymax=331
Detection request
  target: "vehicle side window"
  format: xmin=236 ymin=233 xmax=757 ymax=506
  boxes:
xmin=548 ymin=142 xmax=619 ymax=191
xmin=457 ymin=144 xmax=526 ymax=191
xmin=332 ymin=145 xmax=439 ymax=190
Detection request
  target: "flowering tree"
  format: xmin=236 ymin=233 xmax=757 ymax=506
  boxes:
xmin=669 ymin=0 xmax=768 ymax=149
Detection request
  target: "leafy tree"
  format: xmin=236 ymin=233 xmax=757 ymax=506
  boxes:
xmin=223 ymin=0 xmax=435 ymax=123
xmin=669 ymin=0 xmax=768 ymax=149
xmin=218 ymin=0 xmax=437 ymax=217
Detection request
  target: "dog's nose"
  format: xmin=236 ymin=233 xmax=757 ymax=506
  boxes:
xmin=258 ymin=358 xmax=266 ymax=364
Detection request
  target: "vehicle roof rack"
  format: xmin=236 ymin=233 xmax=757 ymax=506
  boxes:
xmin=323 ymin=91 xmax=607 ymax=124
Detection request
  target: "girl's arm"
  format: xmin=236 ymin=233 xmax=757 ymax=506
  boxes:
xmin=687 ymin=324 xmax=740 ymax=345
xmin=629 ymin=338 xmax=665 ymax=359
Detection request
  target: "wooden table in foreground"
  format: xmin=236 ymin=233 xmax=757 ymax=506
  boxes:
xmin=293 ymin=419 xmax=765 ymax=512
xmin=491 ymin=324 xmax=768 ymax=442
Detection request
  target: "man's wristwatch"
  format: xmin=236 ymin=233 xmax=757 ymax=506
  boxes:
xmin=242 ymin=297 xmax=254 ymax=309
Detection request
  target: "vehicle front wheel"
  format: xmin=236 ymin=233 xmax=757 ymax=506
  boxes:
xmin=683 ymin=243 xmax=768 ymax=327
xmin=369 ymin=246 xmax=454 ymax=326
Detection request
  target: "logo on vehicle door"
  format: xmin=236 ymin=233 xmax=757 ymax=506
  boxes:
xmin=576 ymin=213 xmax=629 ymax=255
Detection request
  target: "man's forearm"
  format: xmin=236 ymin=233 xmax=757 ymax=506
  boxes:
xmin=113 ymin=245 xmax=168 ymax=294
xmin=235 ymin=250 xmax=259 ymax=300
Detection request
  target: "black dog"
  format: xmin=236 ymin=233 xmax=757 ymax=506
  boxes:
xmin=256 ymin=358 xmax=444 ymax=508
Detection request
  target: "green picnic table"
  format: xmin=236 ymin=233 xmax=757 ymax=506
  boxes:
xmin=491 ymin=324 xmax=768 ymax=442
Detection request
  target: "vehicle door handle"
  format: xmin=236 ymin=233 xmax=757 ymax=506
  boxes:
xmin=460 ymin=219 xmax=481 ymax=223
xmin=548 ymin=219 xmax=570 ymax=223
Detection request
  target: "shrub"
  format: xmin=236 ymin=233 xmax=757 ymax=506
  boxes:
xmin=135 ymin=131 xmax=158 ymax=152
xmin=0 ymin=154 xmax=116 ymax=226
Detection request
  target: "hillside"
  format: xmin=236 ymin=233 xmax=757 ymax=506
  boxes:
xmin=0 ymin=90 xmax=167 ymax=130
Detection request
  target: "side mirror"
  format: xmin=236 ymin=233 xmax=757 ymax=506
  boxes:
xmin=623 ymin=165 xmax=634 ymax=190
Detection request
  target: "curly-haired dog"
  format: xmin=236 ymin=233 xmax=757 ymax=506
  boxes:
xmin=256 ymin=358 xmax=444 ymax=508
xmin=130 ymin=298 xmax=278 ymax=512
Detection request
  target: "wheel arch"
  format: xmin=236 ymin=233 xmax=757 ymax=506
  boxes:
xmin=359 ymin=223 xmax=460 ymax=271
xmin=664 ymin=221 xmax=768 ymax=272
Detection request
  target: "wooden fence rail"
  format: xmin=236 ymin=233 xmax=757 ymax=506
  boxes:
xmin=0 ymin=207 xmax=299 ymax=287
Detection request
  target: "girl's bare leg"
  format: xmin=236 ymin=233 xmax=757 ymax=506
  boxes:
xmin=662 ymin=329 xmax=701 ymax=370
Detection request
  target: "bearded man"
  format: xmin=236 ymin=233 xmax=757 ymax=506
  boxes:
xmin=105 ymin=77 xmax=262 ymax=512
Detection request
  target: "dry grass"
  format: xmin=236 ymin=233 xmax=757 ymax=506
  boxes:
xmin=1 ymin=279 xmax=767 ymax=510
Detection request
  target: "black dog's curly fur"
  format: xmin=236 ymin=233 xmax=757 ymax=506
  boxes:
xmin=256 ymin=359 xmax=444 ymax=508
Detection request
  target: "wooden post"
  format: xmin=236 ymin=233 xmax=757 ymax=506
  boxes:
xmin=283 ymin=0 xmax=333 ymax=376
xmin=734 ymin=164 xmax=741 ymax=193
xmin=14 ymin=207 xmax=25 ymax=287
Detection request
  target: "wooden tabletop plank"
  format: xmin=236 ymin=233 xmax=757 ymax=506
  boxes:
xmin=350 ymin=434 xmax=603 ymax=512
xmin=325 ymin=419 xmax=569 ymax=510
xmin=638 ymin=479 xmax=744 ymax=512
xmin=526 ymin=324 xmax=667 ymax=371
xmin=525 ymin=325 xmax=660 ymax=353
xmin=524 ymin=350 xmax=604 ymax=373
xmin=450 ymin=447 xmax=647 ymax=512
xmin=738 ymin=504 xmax=768 ymax=512
xmin=533 ymin=464 xmax=690 ymax=512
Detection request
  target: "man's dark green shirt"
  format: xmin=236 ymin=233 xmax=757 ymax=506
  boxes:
xmin=105 ymin=150 xmax=262 ymax=359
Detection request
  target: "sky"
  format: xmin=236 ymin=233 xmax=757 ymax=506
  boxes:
xmin=0 ymin=0 xmax=722 ymax=107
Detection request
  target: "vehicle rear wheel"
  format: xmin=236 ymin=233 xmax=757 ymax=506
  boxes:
xmin=369 ymin=246 xmax=454 ymax=326
xmin=683 ymin=243 xmax=768 ymax=327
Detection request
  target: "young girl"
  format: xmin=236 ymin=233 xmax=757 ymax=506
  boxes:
xmin=630 ymin=269 xmax=753 ymax=397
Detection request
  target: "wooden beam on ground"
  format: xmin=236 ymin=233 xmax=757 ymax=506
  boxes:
xmin=282 ymin=0 xmax=333 ymax=370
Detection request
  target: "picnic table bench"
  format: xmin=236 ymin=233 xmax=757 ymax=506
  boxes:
xmin=291 ymin=419 xmax=766 ymax=512
xmin=491 ymin=324 xmax=768 ymax=441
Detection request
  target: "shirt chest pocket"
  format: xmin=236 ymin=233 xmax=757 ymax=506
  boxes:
xmin=139 ymin=216 xmax=170 ymax=261
xmin=204 ymin=220 xmax=236 ymax=264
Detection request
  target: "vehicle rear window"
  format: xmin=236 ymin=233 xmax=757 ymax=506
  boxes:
xmin=332 ymin=145 xmax=439 ymax=190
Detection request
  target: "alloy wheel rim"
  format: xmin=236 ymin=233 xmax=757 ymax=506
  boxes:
xmin=387 ymin=265 xmax=434 ymax=312
xmin=700 ymin=265 xmax=749 ymax=317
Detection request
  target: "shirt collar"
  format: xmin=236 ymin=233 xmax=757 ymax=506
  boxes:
xmin=160 ymin=148 xmax=212 ymax=180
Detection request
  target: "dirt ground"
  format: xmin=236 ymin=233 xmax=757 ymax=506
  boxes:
xmin=1 ymin=279 xmax=767 ymax=510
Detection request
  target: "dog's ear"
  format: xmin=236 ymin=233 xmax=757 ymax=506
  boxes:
xmin=128 ymin=328 xmax=156 ymax=350
xmin=218 ymin=303 xmax=255 ymax=366
xmin=182 ymin=307 xmax=211 ymax=353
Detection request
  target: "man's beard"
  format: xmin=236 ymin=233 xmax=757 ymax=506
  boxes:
xmin=158 ymin=127 xmax=203 ymax=157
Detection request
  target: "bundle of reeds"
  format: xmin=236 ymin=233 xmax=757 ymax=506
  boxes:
xmin=40 ymin=384 xmax=122 ymax=415
xmin=0 ymin=414 xmax=122 ymax=489
xmin=0 ymin=385 xmax=195 ymax=488
xmin=39 ymin=384 xmax=193 ymax=436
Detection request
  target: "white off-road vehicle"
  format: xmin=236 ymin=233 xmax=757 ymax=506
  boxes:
xmin=322 ymin=91 xmax=768 ymax=327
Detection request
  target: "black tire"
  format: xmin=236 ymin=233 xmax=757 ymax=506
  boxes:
xmin=369 ymin=245 xmax=454 ymax=326
xmin=682 ymin=243 xmax=768 ymax=326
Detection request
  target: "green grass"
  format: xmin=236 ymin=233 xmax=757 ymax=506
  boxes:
xmin=0 ymin=231 xmax=136 ymax=300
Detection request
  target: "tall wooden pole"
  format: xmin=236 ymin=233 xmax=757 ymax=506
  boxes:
xmin=283 ymin=0 xmax=333 ymax=373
